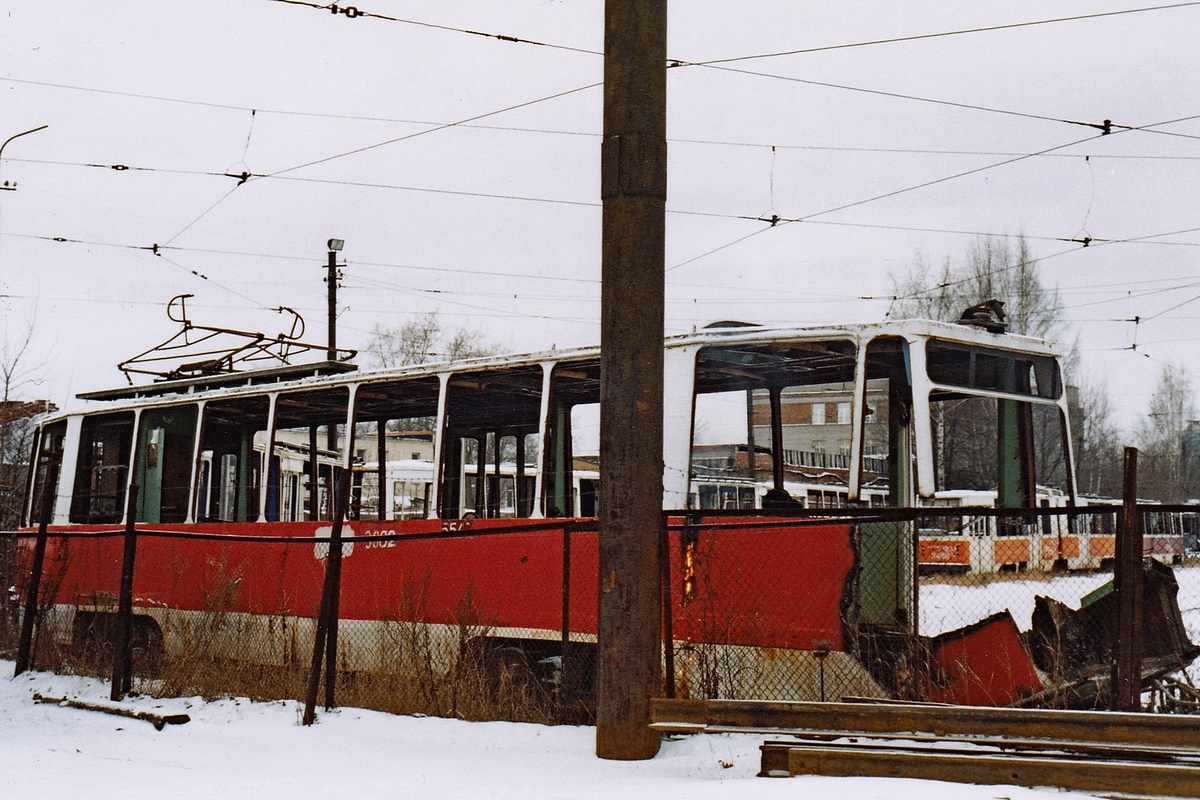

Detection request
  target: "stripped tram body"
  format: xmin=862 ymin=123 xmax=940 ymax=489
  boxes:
xmin=17 ymin=318 xmax=1080 ymax=705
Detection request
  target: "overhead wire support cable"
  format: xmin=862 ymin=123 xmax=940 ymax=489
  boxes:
xmin=672 ymin=60 xmax=1122 ymax=135
xmin=266 ymin=0 xmax=602 ymax=56
xmin=669 ymin=105 xmax=1200 ymax=274
xmin=685 ymin=2 xmax=1200 ymax=65
xmin=668 ymin=131 xmax=1106 ymax=272
xmin=266 ymin=81 xmax=602 ymax=176
xmin=11 ymin=74 xmax=1200 ymax=148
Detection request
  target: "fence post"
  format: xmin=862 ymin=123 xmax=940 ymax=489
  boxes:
xmin=304 ymin=470 xmax=351 ymax=725
xmin=110 ymin=486 xmax=140 ymax=700
xmin=659 ymin=518 xmax=675 ymax=699
xmin=14 ymin=462 xmax=59 ymax=677
xmin=560 ymin=525 xmax=572 ymax=720
xmin=1111 ymin=446 xmax=1144 ymax=712
xmin=323 ymin=471 xmax=351 ymax=711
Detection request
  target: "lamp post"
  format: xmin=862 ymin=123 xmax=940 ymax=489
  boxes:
xmin=326 ymin=238 xmax=344 ymax=362
xmin=0 ymin=125 xmax=49 ymax=191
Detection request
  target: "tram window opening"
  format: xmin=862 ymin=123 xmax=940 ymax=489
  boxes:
xmin=1033 ymin=404 xmax=1071 ymax=495
xmin=271 ymin=385 xmax=360 ymax=522
xmin=692 ymin=390 xmax=765 ymax=509
xmin=693 ymin=340 xmax=858 ymax=508
xmin=568 ymin=403 xmax=599 ymax=517
xmin=195 ymin=397 xmax=270 ymax=523
xmin=544 ymin=361 xmax=600 ymax=518
xmin=133 ymin=405 xmax=198 ymax=524
xmin=352 ymin=375 xmax=441 ymax=521
xmin=27 ymin=420 xmax=67 ymax=526
xmin=860 ymin=337 xmax=912 ymax=507
xmin=441 ymin=366 xmax=543 ymax=519
xmin=927 ymin=340 xmax=1061 ymax=400
xmin=928 ymin=391 xmax=1069 ymax=509
xmin=70 ymin=412 xmax=135 ymax=524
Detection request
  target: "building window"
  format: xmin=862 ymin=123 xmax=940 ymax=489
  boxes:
xmin=837 ymin=401 xmax=851 ymax=425
xmin=811 ymin=403 xmax=825 ymax=425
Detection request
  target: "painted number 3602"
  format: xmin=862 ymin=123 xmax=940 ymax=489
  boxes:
xmin=363 ymin=530 xmax=396 ymax=549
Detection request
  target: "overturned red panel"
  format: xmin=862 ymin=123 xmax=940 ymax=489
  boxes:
xmin=927 ymin=610 xmax=1043 ymax=706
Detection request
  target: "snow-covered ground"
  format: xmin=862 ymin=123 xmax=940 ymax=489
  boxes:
xmin=920 ymin=565 xmax=1200 ymax=641
xmin=1 ymin=661 xmax=1098 ymax=800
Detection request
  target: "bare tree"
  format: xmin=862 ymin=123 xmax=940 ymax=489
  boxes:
xmin=0 ymin=318 xmax=52 ymax=530
xmin=365 ymin=311 xmax=497 ymax=369
xmin=891 ymin=235 xmax=1066 ymax=341
xmin=1136 ymin=364 xmax=1196 ymax=503
xmin=1073 ymin=378 xmax=1123 ymax=497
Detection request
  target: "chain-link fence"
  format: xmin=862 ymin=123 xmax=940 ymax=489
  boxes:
xmin=5 ymin=505 xmax=1199 ymax=721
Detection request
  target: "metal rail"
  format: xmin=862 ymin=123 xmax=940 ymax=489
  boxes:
xmin=653 ymin=699 xmax=1200 ymax=795
xmin=651 ymin=698 xmax=1200 ymax=748
xmin=652 ymin=700 xmax=1200 ymax=796
xmin=760 ymin=738 xmax=1200 ymax=797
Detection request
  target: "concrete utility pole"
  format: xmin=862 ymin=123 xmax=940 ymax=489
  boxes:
xmin=596 ymin=0 xmax=667 ymax=761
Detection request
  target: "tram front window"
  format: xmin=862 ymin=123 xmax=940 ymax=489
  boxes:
xmin=926 ymin=340 xmax=1070 ymax=506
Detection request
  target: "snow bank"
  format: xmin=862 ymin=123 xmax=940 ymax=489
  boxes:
xmin=1 ymin=661 xmax=1096 ymax=799
xmin=920 ymin=565 xmax=1200 ymax=638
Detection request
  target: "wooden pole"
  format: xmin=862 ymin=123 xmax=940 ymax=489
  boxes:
xmin=597 ymin=0 xmax=666 ymax=760
xmin=323 ymin=470 xmax=351 ymax=710
xmin=14 ymin=462 xmax=58 ymax=677
xmin=110 ymin=486 xmax=140 ymax=700
xmin=303 ymin=470 xmax=352 ymax=724
xmin=1111 ymin=446 xmax=1144 ymax=711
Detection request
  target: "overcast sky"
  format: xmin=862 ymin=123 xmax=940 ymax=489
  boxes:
xmin=2 ymin=1 xmax=1198 ymax=431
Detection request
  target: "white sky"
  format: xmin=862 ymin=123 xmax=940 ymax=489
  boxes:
xmin=2 ymin=1 xmax=1199 ymax=432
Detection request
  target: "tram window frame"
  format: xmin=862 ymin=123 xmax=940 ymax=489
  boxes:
xmin=195 ymin=396 xmax=272 ymax=524
xmin=544 ymin=360 xmax=601 ymax=519
xmin=692 ymin=339 xmax=859 ymax=508
xmin=26 ymin=419 xmax=68 ymax=527
xmin=70 ymin=411 xmax=136 ymax=524
xmin=133 ymin=404 xmax=198 ymax=524
xmin=926 ymin=340 xmax=1062 ymax=400
xmin=440 ymin=365 xmax=545 ymax=520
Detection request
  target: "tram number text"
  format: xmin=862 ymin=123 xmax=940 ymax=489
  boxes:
xmin=363 ymin=530 xmax=396 ymax=549
xmin=442 ymin=519 xmax=473 ymax=532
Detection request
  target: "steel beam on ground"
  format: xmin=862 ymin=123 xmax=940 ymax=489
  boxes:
xmin=768 ymin=741 xmax=1200 ymax=797
xmin=651 ymin=698 xmax=1200 ymax=749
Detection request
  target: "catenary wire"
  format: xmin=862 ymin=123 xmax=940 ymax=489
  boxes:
xmin=265 ymin=81 xmax=602 ymax=176
xmin=264 ymin=0 xmax=602 ymax=56
xmin=8 ymin=74 xmax=1200 ymax=161
xmin=687 ymin=3 xmax=1200 ymax=65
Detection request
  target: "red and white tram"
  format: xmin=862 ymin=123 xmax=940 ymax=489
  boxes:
xmin=16 ymin=315 xmax=1079 ymax=705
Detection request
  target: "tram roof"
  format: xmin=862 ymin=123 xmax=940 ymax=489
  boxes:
xmin=63 ymin=317 xmax=1061 ymax=413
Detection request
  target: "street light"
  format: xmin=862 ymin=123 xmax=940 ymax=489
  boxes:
xmin=0 ymin=125 xmax=49 ymax=191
